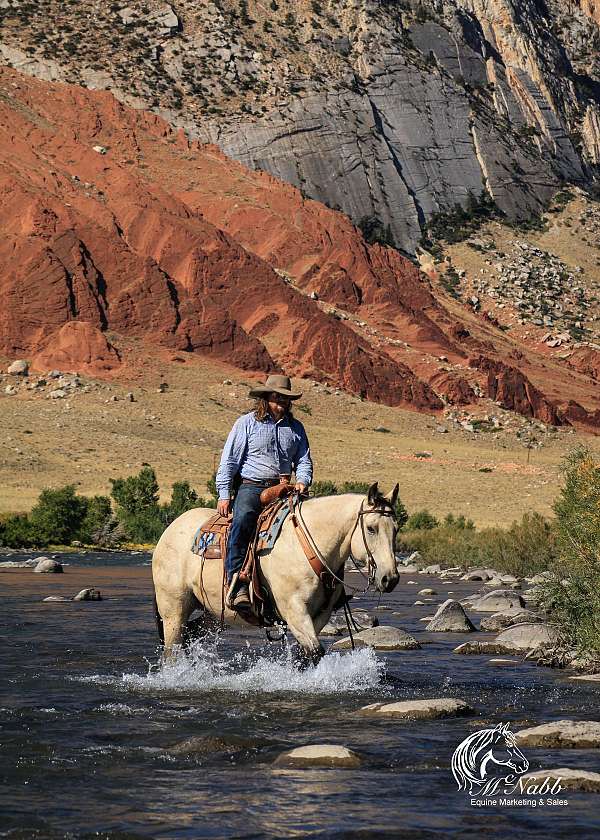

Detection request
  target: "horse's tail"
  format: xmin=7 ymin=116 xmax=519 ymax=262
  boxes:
xmin=153 ymin=588 xmax=164 ymax=645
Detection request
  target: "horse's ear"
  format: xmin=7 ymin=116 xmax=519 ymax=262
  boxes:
xmin=367 ymin=482 xmax=379 ymax=506
xmin=386 ymin=483 xmax=399 ymax=507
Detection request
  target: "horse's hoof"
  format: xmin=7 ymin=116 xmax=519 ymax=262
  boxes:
xmin=292 ymin=643 xmax=325 ymax=670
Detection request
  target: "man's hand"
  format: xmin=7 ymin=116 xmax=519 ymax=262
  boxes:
xmin=218 ymin=498 xmax=231 ymax=517
xmin=294 ymin=483 xmax=306 ymax=494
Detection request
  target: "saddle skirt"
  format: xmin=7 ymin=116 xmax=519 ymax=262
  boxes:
xmin=190 ymin=497 xmax=294 ymax=624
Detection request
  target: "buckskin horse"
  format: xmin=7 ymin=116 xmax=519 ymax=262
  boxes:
xmin=152 ymin=483 xmax=400 ymax=665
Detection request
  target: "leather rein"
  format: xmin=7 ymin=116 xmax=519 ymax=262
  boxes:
xmin=291 ymin=497 xmax=397 ymax=593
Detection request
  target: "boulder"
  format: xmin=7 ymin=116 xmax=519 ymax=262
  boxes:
xmin=331 ymin=626 xmax=420 ymax=651
xmin=423 ymin=564 xmax=442 ymax=574
xmin=425 ymin=599 xmax=477 ymax=633
xmin=479 ymin=609 xmax=542 ymax=632
xmin=360 ymin=698 xmax=473 ymax=719
xmin=274 ymin=744 xmax=361 ymax=768
xmin=33 ymin=557 xmax=63 ymax=573
xmin=515 ymin=720 xmax=600 ymax=749
xmin=32 ymin=321 xmax=121 ymax=375
xmin=520 ymin=768 xmax=600 ymax=793
xmin=7 ymin=359 xmax=28 ymax=375
xmin=469 ymin=590 xmax=526 ymax=612
xmin=73 ymin=588 xmax=102 ymax=601
xmin=42 ymin=595 xmax=70 ymax=602
xmin=397 ymin=564 xmax=419 ymax=574
xmin=494 ymin=622 xmax=560 ymax=652
xmin=462 ymin=568 xmax=494 ymax=581
xmin=418 ymin=588 xmax=437 ymax=595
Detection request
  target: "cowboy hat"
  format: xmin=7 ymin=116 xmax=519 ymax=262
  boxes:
xmin=248 ymin=374 xmax=302 ymax=400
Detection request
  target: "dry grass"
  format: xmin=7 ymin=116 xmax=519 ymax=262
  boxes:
xmin=2 ymin=338 xmax=599 ymax=528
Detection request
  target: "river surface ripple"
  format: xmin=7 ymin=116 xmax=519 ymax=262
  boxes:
xmin=1 ymin=552 xmax=599 ymax=839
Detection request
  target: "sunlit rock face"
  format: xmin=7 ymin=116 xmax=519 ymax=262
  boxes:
xmin=1 ymin=1 xmax=598 ymax=253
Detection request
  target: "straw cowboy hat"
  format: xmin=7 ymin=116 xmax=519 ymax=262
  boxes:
xmin=248 ymin=374 xmax=302 ymax=400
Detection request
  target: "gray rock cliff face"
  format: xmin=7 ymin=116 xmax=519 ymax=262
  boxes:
xmin=1 ymin=0 xmax=597 ymax=253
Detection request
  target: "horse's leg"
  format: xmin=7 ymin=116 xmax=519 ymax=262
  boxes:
xmin=157 ymin=591 xmax=194 ymax=657
xmin=280 ymin=597 xmax=325 ymax=667
xmin=182 ymin=600 xmax=220 ymax=649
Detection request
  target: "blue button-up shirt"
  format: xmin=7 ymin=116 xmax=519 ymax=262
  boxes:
xmin=215 ymin=411 xmax=313 ymax=500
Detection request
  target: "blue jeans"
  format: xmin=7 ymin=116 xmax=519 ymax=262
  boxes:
xmin=225 ymin=484 xmax=264 ymax=582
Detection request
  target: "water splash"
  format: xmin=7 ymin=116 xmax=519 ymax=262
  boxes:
xmin=82 ymin=637 xmax=384 ymax=696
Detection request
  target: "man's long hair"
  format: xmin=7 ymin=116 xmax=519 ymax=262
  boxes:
xmin=254 ymin=397 xmax=293 ymax=421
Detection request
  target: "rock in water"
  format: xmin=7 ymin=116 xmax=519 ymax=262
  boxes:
xmin=7 ymin=359 xmax=28 ymax=375
xmin=515 ymin=720 xmax=600 ymax=749
xmin=73 ymin=588 xmax=102 ymax=601
xmin=274 ymin=745 xmax=361 ymax=768
xmin=33 ymin=557 xmax=63 ymax=574
xmin=469 ymin=590 xmax=526 ymax=612
xmin=494 ymin=622 xmax=560 ymax=652
xmin=425 ymin=599 xmax=477 ymax=633
xmin=330 ymin=626 xmax=420 ymax=651
xmin=479 ymin=609 xmax=541 ymax=632
xmin=42 ymin=595 xmax=70 ymax=602
xmin=360 ymin=698 xmax=473 ymax=719
xmin=519 ymin=768 xmax=600 ymax=793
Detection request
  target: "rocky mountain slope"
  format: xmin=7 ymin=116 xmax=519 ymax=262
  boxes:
xmin=1 ymin=67 xmax=599 ymax=431
xmin=1 ymin=0 xmax=599 ymax=253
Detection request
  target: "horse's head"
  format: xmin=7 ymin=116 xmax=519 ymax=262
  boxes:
xmin=487 ymin=723 xmax=529 ymax=776
xmin=350 ymin=482 xmax=399 ymax=593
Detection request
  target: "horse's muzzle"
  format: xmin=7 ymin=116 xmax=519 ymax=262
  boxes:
xmin=378 ymin=573 xmax=399 ymax=593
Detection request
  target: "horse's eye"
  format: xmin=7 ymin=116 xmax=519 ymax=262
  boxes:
xmin=367 ymin=525 xmax=376 ymax=534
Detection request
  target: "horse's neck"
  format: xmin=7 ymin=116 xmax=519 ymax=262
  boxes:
xmin=298 ymin=494 xmax=362 ymax=573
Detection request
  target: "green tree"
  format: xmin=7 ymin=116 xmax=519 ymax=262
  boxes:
xmin=29 ymin=485 xmax=89 ymax=545
xmin=165 ymin=481 xmax=198 ymax=521
xmin=542 ymin=448 xmax=600 ymax=660
xmin=79 ymin=495 xmax=113 ymax=543
xmin=0 ymin=514 xmax=35 ymax=548
xmin=110 ymin=466 xmax=161 ymax=543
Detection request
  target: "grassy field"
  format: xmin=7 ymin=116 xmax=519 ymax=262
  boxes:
xmin=2 ymin=338 xmax=599 ymax=528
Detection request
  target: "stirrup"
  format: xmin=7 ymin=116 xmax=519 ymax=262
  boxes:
xmin=225 ymin=572 xmax=239 ymax=609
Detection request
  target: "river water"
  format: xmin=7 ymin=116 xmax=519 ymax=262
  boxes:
xmin=1 ymin=552 xmax=599 ymax=839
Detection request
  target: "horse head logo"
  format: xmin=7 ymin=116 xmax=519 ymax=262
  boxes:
xmin=451 ymin=723 xmax=529 ymax=796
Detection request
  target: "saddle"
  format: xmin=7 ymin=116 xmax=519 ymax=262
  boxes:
xmin=190 ymin=485 xmax=341 ymax=627
xmin=190 ymin=489 xmax=295 ymax=625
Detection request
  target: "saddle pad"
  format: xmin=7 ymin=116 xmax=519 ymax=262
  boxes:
xmin=191 ymin=512 xmax=230 ymax=558
xmin=257 ymin=502 xmax=292 ymax=551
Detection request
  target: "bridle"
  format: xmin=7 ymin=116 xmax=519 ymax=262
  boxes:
xmin=296 ymin=497 xmax=397 ymax=593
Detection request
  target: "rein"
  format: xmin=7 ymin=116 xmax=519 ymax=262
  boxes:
xmin=295 ymin=498 xmax=396 ymax=594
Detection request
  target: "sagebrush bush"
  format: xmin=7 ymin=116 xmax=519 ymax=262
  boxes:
xmin=399 ymin=511 xmax=557 ymax=577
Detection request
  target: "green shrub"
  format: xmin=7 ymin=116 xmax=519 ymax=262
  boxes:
xmin=399 ymin=511 xmax=557 ymax=577
xmin=29 ymin=485 xmax=89 ymax=545
xmin=406 ymin=509 xmax=439 ymax=530
xmin=540 ymin=448 xmax=600 ymax=662
xmin=0 ymin=514 xmax=35 ymax=548
xmin=79 ymin=495 xmax=113 ymax=544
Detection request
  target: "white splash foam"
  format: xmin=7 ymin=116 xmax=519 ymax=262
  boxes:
xmin=82 ymin=638 xmax=384 ymax=696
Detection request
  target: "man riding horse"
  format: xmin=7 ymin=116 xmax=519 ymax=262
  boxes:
xmin=215 ymin=374 xmax=313 ymax=613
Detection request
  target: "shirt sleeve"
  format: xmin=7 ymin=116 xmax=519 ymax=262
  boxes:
xmin=215 ymin=416 xmax=248 ymax=500
xmin=293 ymin=421 xmax=313 ymax=487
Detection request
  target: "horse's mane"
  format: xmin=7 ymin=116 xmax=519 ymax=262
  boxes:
xmin=452 ymin=728 xmax=497 ymax=790
xmin=302 ymin=491 xmax=394 ymax=515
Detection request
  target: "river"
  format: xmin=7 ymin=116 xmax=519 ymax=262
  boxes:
xmin=1 ymin=552 xmax=598 ymax=838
